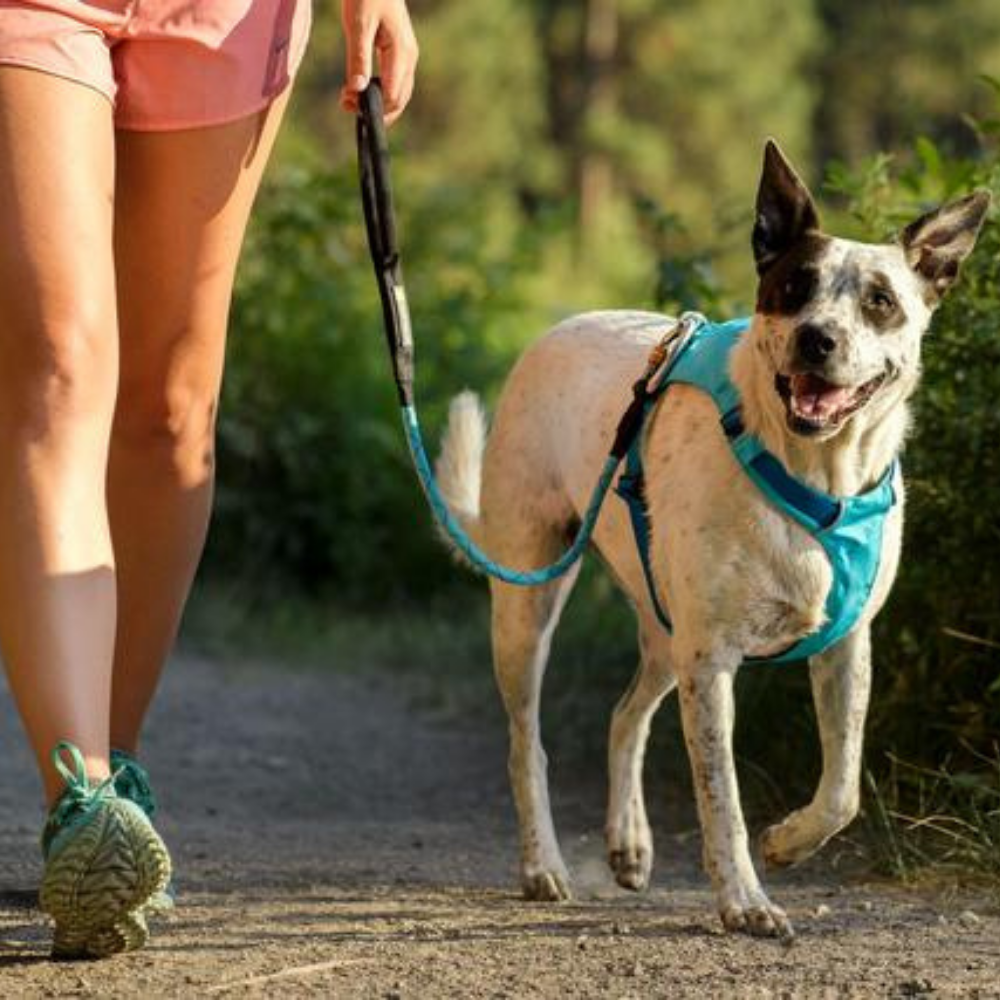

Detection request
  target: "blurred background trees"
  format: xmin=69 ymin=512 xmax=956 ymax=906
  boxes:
xmin=193 ymin=0 xmax=1000 ymax=879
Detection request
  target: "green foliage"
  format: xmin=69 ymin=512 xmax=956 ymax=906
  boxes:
xmin=404 ymin=0 xmax=553 ymax=188
xmin=623 ymin=0 xmax=821 ymax=219
xmin=813 ymin=1 xmax=1000 ymax=164
xmin=634 ymin=196 xmax=730 ymax=315
xmin=862 ymin=754 xmax=1000 ymax=894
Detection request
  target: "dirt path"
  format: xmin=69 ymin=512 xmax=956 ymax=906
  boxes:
xmin=0 ymin=653 xmax=997 ymax=998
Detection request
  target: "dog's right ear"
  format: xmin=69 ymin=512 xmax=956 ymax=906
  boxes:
xmin=752 ymin=140 xmax=821 ymax=275
xmin=899 ymin=190 xmax=992 ymax=301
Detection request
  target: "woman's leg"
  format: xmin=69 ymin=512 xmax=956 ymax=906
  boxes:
xmin=107 ymin=93 xmax=291 ymax=752
xmin=0 ymin=67 xmax=119 ymax=804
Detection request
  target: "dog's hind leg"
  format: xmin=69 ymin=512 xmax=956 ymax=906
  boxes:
xmin=606 ymin=613 xmax=676 ymax=891
xmin=491 ymin=562 xmax=580 ymax=902
xmin=760 ymin=626 xmax=871 ymax=868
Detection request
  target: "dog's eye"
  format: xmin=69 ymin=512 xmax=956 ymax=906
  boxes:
xmin=866 ymin=288 xmax=897 ymax=312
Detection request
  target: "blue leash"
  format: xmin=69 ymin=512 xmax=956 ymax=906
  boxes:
xmin=401 ymin=405 xmax=622 ymax=584
xmin=357 ymin=80 xmax=677 ymax=585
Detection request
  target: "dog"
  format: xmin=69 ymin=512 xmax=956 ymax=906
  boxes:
xmin=434 ymin=141 xmax=990 ymax=939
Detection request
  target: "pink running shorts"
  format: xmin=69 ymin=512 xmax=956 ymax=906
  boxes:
xmin=0 ymin=0 xmax=312 ymax=130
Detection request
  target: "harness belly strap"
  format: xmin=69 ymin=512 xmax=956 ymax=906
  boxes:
xmin=616 ymin=316 xmax=899 ymax=664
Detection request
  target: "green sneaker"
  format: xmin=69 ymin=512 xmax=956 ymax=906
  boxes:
xmin=110 ymin=750 xmax=157 ymax=819
xmin=110 ymin=749 xmax=175 ymax=913
xmin=39 ymin=742 xmax=171 ymax=960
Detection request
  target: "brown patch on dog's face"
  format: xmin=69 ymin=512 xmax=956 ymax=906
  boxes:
xmin=858 ymin=271 xmax=907 ymax=332
xmin=755 ymin=234 xmax=830 ymax=316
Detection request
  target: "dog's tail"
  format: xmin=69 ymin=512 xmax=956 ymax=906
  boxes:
xmin=434 ymin=390 xmax=488 ymax=558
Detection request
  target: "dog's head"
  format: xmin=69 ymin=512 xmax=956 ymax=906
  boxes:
xmin=751 ymin=140 xmax=991 ymax=440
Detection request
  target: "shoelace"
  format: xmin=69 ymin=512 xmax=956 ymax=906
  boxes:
xmin=109 ymin=750 xmax=157 ymax=819
xmin=42 ymin=742 xmax=119 ymax=857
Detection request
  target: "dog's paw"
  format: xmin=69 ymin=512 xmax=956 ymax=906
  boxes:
xmin=759 ymin=820 xmax=805 ymax=869
xmin=608 ymin=845 xmax=652 ymax=892
xmin=521 ymin=869 xmax=572 ymax=902
xmin=606 ymin=807 xmax=654 ymax=891
xmin=719 ymin=897 xmax=795 ymax=942
xmin=759 ymin=808 xmax=841 ymax=870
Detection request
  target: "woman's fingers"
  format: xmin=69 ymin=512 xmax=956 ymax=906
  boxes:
xmin=339 ymin=85 xmax=360 ymax=114
xmin=339 ymin=0 xmax=417 ymax=125
xmin=378 ymin=21 xmax=418 ymax=125
xmin=342 ymin=2 xmax=379 ymax=94
xmin=340 ymin=1 xmax=377 ymax=111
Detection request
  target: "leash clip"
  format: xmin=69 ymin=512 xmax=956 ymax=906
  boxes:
xmin=645 ymin=311 xmax=705 ymax=394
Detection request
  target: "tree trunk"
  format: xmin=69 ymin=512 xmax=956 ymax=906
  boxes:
xmin=578 ymin=0 xmax=618 ymax=252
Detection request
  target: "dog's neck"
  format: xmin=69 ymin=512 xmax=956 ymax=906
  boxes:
xmin=730 ymin=319 xmax=911 ymax=497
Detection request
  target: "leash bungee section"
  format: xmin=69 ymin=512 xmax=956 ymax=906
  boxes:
xmin=356 ymin=79 xmax=690 ymax=586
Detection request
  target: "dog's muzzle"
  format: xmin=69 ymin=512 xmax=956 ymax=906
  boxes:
xmin=775 ymin=370 xmax=886 ymax=437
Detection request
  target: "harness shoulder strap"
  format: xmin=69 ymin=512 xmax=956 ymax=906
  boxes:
xmin=613 ymin=315 xmax=709 ymax=632
xmin=615 ymin=409 xmax=673 ymax=632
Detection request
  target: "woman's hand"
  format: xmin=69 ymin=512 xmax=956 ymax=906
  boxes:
xmin=339 ymin=0 xmax=418 ymax=126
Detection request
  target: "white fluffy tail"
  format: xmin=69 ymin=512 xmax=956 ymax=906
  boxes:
xmin=435 ymin=390 xmax=488 ymax=554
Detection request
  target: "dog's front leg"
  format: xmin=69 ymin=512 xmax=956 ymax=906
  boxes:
xmin=761 ymin=626 xmax=871 ymax=868
xmin=676 ymin=650 xmax=793 ymax=939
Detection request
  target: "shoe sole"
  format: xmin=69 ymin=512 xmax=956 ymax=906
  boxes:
xmin=39 ymin=799 xmax=171 ymax=960
xmin=142 ymin=887 xmax=176 ymax=917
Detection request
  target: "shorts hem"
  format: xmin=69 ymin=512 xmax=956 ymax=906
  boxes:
xmin=0 ymin=56 xmax=114 ymax=108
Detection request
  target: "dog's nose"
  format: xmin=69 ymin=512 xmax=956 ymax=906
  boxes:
xmin=796 ymin=323 xmax=838 ymax=366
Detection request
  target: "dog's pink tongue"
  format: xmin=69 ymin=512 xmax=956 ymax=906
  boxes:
xmin=791 ymin=373 xmax=853 ymax=418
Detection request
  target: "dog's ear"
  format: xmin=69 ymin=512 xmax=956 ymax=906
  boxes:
xmin=899 ymin=190 xmax=992 ymax=300
xmin=752 ymin=139 xmax=821 ymax=275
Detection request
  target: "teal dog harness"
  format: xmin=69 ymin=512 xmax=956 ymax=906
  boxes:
xmin=615 ymin=316 xmax=900 ymax=663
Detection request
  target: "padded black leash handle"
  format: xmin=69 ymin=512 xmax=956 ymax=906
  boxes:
xmin=357 ymin=79 xmax=414 ymax=405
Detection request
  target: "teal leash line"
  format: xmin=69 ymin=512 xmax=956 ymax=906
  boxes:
xmin=401 ymin=405 xmax=622 ymax=584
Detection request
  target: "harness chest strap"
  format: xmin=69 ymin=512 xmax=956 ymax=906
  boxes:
xmin=615 ymin=316 xmax=900 ymax=665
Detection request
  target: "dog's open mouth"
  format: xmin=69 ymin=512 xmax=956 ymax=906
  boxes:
xmin=775 ymin=371 xmax=886 ymax=435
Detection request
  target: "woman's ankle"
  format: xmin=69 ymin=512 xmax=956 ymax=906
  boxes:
xmin=43 ymin=745 xmax=111 ymax=806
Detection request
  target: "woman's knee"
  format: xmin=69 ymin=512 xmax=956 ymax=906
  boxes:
xmin=112 ymin=373 xmax=219 ymax=487
xmin=0 ymin=309 xmax=117 ymax=434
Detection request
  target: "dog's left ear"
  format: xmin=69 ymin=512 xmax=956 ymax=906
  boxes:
xmin=900 ymin=190 xmax=992 ymax=300
xmin=752 ymin=139 xmax=821 ymax=275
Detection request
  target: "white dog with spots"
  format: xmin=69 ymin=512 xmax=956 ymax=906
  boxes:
xmin=435 ymin=142 xmax=990 ymax=939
